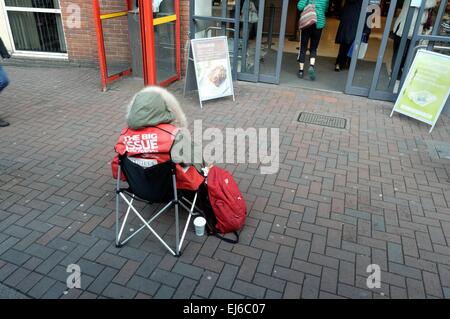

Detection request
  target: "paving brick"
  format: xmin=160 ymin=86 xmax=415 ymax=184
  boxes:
xmin=136 ymin=254 xmax=163 ymax=278
xmin=96 ymin=252 xmax=127 ymax=269
xmin=275 ymin=245 xmax=294 ymax=268
xmin=283 ymin=282 xmax=302 ymax=299
xmin=232 ymin=279 xmax=266 ymax=299
xmin=0 ymin=249 xmax=31 ymax=266
xmin=338 ymin=283 xmax=372 ymax=299
xmin=127 ymin=275 xmax=160 ymax=296
xmin=294 ymin=239 xmax=311 ymax=261
xmin=422 ymin=271 xmax=443 ymax=298
xmin=257 ymin=251 xmax=277 ymax=275
xmin=237 ymin=257 xmax=258 ymax=282
xmin=28 ymin=276 xmax=57 ymax=299
xmin=42 ymin=281 xmax=68 ymax=299
xmin=83 ymin=239 xmax=110 ymax=261
xmin=24 ymin=243 xmax=54 ymax=260
xmin=291 ymin=259 xmax=322 ymax=277
xmin=302 ymin=275 xmax=320 ymax=298
xmin=192 ymin=254 xmax=224 ymax=273
xmin=309 ymin=252 xmax=339 ymax=269
xmin=173 ymin=277 xmax=197 ymax=299
xmin=387 ymin=242 xmax=404 ymax=264
xmin=36 ymin=251 xmax=67 ymax=274
xmin=102 ymin=283 xmax=137 ymax=299
xmin=3 ymin=267 xmax=31 ymax=288
xmin=253 ymin=272 xmax=286 ymax=293
xmin=321 ymin=267 xmax=338 ymax=294
xmin=87 ymin=267 xmax=118 ymax=295
xmin=113 ymin=260 xmax=140 ymax=285
xmin=232 ymin=244 xmax=262 ymax=260
xmin=194 ymin=271 xmax=219 ymax=298
xmin=406 ymin=278 xmax=426 ymax=298
xmin=273 ymin=265 xmax=304 ymax=285
xmin=0 ymin=237 xmax=20 ymax=255
xmin=154 ymin=285 xmax=176 ymax=299
xmin=173 ymin=261 xmax=204 ymax=280
xmin=214 ymin=249 xmax=244 ymax=266
xmin=150 ymin=268 xmax=183 ymax=288
xmin=216 ymin=264 xmax=239 ymax=290
xmin=210 ymin=287 xmax=244 ymax=299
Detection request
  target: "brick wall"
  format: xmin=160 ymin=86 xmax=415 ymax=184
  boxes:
xmin=59 ymin=0 xmax=190 ymax=76
xmin=60 ymin=0 xmax=131 ymax=68
xmin=59 ymin=0 xmax=98 ymax=66
xmin=180 ymin=0 xmax=190 ymax=75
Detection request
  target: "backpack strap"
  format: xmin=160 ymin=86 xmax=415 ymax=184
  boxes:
xmin=212 ymin=231 xmax=239 ymax=244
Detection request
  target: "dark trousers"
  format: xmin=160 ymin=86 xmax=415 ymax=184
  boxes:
xmin=392 ymin=34 xmax=411 ymax=80
xmin=297 ymin=25 xmax=322 ymax=63
xmin=336 ymin=42 xmax=352 ymax=67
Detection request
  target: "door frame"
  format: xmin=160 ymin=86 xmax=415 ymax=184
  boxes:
xmin=236 ymin=0 xmax=289 ymax=84
xmin=345 ymin=0 xmax=450 ymax=102
xmin=258 ymin=0 xmax=289 ymax=84
xmin=139 ymin=0 xmax=181 ymax=86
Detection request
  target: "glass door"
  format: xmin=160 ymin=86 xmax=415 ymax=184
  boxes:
xmin=237 ymin=0 xmax=288 ymax=84
xmin=139 ymin=0 xmax=180 ymax=86
xmin=257 ymin=0 xmax=288 ymax=84
xmin=237 ymin=0 xmax=265 ymax=82
xmin=345 ymin=0 xmax=391 ymax=97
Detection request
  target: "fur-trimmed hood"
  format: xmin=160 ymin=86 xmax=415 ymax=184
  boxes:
xmin=126 ymin=86 xmax=187 ymax=129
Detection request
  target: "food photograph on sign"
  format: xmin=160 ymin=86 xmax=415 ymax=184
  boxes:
xmin=191 ymin=37 xmax=233 ymax=101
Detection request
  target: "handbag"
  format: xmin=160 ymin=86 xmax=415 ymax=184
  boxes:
xmin=248 ymin=1 xmax=258 ymax=23
xmin=358 ymin=33 xmax=369 ymax=59
xmin=298 ymin=0 xmax=317 ymax=30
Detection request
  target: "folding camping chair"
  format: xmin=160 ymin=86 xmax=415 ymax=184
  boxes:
xmin=115 ymin=155 xmax=200 ymax=256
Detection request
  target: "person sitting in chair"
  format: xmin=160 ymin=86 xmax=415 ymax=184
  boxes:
xmin=112 ymin=86 xmax=205 ymax=191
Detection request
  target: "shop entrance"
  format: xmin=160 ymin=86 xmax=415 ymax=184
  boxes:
xmin=191 ymin=0 xmax=449 ymax=101
xmin=93 ymin=0 xmax=181 ymax=91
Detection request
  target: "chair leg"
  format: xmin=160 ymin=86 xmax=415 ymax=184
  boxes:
xmin=115 ymin=166 xmax=121 ymax=247
xmin=179 ymin=192 xmax=198 ymax=253
xmin=117 ymin=195 xmax=134 ymax=247
xmin=120 ymin=194 xmax=177 ymax=256
xmin=172 ymin=173 xmax=180 ymax=256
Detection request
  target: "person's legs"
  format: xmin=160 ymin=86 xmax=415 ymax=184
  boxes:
xmin=0 ymin=65 xmax=10 ymax=127
xmin=307 ymin=27 xmax=323 ymax=80
xmin=335 ymin=43 xmax=349 ymax=71
xmin=0 ymin=64 xmax=9 ymax=92
xmin=297 ymin=27 xmax=312 ymax=78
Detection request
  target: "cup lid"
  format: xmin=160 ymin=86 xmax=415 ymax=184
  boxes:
xmin=194 ymin=217 xmax=206 ymax=226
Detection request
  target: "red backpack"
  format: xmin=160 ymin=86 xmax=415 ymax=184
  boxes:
xmin=198 ymin=166 xmax=247 ymax=243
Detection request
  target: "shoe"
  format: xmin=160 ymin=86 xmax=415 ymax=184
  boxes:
xmin=0 ymin=119 xmax=9 ymax=127
xmin=297 ymin=70 xmax=304 ymax=79
xmin=308 ymin=65 xmax=316 ymax=81
xmin=335 ymin=64 xmax=340 ymax=72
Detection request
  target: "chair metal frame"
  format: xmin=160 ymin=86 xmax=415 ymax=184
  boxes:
xmin=115 ymin=162 xmax=200 ymax=256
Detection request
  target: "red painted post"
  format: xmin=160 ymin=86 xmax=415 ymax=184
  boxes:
xmin=93 ymin=0 xmax=108 ymax=91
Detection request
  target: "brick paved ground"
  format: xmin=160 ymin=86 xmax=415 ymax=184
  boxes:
xmin=1 ymin=65 xmax=450 ymax=299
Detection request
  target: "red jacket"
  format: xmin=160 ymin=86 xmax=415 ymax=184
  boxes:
xmin=112 ymin=123 xmax=204 ymax=191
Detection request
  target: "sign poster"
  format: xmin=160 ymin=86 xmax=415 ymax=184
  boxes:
xmin=390 ymin=50 xmax=450 ymax=132
xmin=190 ymin=36 xmax=235 ymax=107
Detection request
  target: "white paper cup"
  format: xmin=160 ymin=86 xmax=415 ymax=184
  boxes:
xmin=193 ymin=217 xmax=206 ymax=236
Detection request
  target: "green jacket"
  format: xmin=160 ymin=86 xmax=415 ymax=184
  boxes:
xmin=297 ymin=0 xmax=329 ymax=29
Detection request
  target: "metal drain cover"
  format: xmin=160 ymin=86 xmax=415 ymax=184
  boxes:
xmin=298 ymin=112 xmax=347 ymax=129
